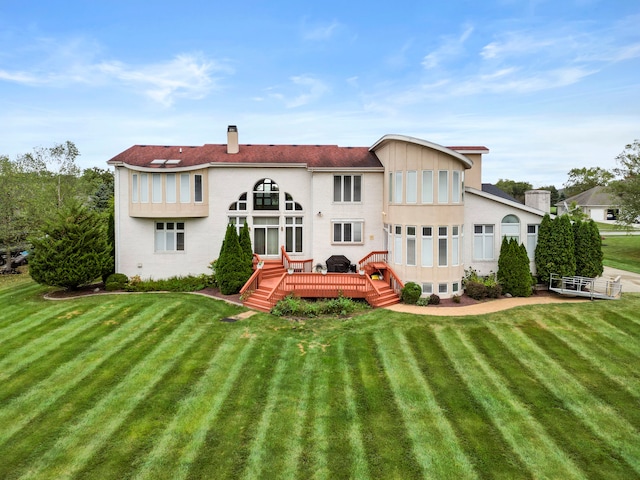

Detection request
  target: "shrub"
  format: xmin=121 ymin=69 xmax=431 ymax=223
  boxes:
xmin=497 ymin=237 xmax=533 ymax=297
xmin=29 ymin=200 xmax=113 ymax=290
xmin=464 ymin=268 xmax=502 ymax=300
xmin=105 ymin=273 xmax=128 ymax=291
xmin=401 ymin=282 xmax=422 ymax=304
xmin=416 ymin=297 xmax=430 ymax=306
xmin=123 ymin=275 xmax=211 ymax=293
xmin=428 ymin=294 xmax=440 ymax=305
xmin=216 ymin=224 xmax=250 ymax=295
xmin=270 ymin=295 xmax=366 ymax=317
xmin=452 ymin=294 xmax=461 ymax=304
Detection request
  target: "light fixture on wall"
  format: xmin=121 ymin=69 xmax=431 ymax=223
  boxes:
xmin=317 ymin=211 xmax=323 ymax=217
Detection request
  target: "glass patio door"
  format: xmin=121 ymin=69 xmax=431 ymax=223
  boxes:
xmin=254 ymin=217 xmax=279 ymax=256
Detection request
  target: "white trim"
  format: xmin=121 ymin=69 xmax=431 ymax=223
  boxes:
xmin=466 ymin=187 xmax=548 ymax=216
xmin=370 ymin=134 xmax=474 ymax=169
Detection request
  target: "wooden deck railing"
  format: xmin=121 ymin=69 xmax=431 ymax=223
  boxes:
xmin=357 ymin=251 xmax=388 ymax=270
xmin=281 ymin=246 xmax=314 ymax=272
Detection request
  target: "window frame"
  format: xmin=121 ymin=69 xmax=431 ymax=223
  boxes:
xmin=473 ymin=224 xmax=495 ymax=260
xmin=333 ymin=175 xmax=362 ymax=203
xmin=421 ymin=170 xmax=434 ymax=204
xmin=155 ymin=221 xmax=185 ymax=252
xmin=438 ymin=226 xmax=448 ymax=267
xmin=406 ymin=171 xmax=417 ymax=204
xmin=332 ymin=220 xmax=364 ymax=244
xmin=421 ymin=226 xmax=433 ymax=267
xmin=406 ymin=226 xmax=416 ymax=266
xmin=438 ymin=170 xmax=449 ymax=203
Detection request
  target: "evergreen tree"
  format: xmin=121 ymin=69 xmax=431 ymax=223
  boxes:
xmin=575 ymin=220 xmax=603 ymax=278
xmin=553 ymin=214 xmax=577 ymax=278
xmin=534 ymin=214 xmax=554 ymax=284
xmin=238 ymin=220 xmax=254 ymax=278
xmin=216 ymin=223 xmax=248 ymax=294
xmin=498 ymin=237 xmax=533 ymax=297
xmin=29 ymin=200 xmax=113 ymax=289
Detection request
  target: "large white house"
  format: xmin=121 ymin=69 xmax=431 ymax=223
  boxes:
xmin=108 ymin=126 xmax=549 ymax=299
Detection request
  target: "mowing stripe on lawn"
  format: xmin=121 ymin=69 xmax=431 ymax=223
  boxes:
xmin=0 ymin=302 xmax=126 ymax=381
xmin=0 ymin=302 xmax=84 ymax=349
xmin=344 ymin=333 xmax=423 ymax=479
xmin=374 ymin=329 xmax=478 ymax=479
xmin=435 ymin=327 xmax=586 ymax=480
xmin=242 ymin=337 xmax=299 ymax=480
xmin=184 ymin=338 xmax=286 ymax=479
xmin=488 ymin=322 xmax=640 ymax=474
xmin=597 ymin=310 xmax=640 ymax=339
xmin=551 ymin=317 xmax=640 ymax=396
xmin=310 ymin=352 xmax=331 ymax=480
xmin=403 ymin=327 xmax=528 ymax=479
xmin=278 ymin=347 xmax=318 ymax=480
xmin=0 ymin=300 xmax=180 ymax=448
xmin=18 ymin=310 xmax=208 ymax=480
xmin=565 ymin=313 xmax=640 ymax=359
xmin=133 ymin=331 xmax=255 ymax=480
xmin=470 ymin=323 xmax=635 ymax=479
xmin=336 ymin=337 xmax=370 ymax=480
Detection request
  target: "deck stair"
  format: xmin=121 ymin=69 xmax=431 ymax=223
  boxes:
xmin=240 ymin=251 xmax=402 ymax=312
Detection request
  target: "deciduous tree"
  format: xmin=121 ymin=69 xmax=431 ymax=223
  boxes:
xmin=563 ymin=167 xmax=613 ymax=198
xmin=609 ymin=139 xmax=640 ymax=225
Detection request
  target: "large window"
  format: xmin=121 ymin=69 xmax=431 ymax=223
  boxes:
xmin=166 ymin=174 xmax=176 ymax=203
xmin=254 ymin=178 xmax=279 ymax=210
xmin=501 ymin=215 xmax=520 ymax=242
xmin=180 ymin=174 xmax=190 ymax=203
xmin=254 ymin=217 xmax=279 ymax=255
xmin=452 ymin=226 xmax=460 ymax=266
xmin=285 ymin=217 xmax=303 ymax=253
xmin=438 ymin=171 xmax=449 ymax=203
xmin=132 ymin=174 xmax=139 ymax=202
xmin=140 ymin=173 xmax=149 ymax=203
xmin=155 ymin=222 xmax=185 ymax=252
xmin=333 ymin=221 xmax=363 ymax=244
xmin=527 ymin=224 xmax=539 ymax=258
xmin=395 ymin=172 xmax=403 ymax=203
xmin=406 ymin=226 xmax=416 ymax=265
xmin=422 ymin=170 xmax=433 ymax=203
xmin=406 ymin=171 xmax=417 ymax=204
xmin=452 ymin=171 xmax=461 ymax=203
xmin=421 ymin=226 xmax=433 ymax=267
xmin=474 ymin=224 xmax=494 ymax=260
xmin=152 ymin=173 xmax=162 ymax=203
xmin=194 ymin=174 xmax=203 ymax=203
xmin=438 ymin=226 xmax=448 ymax=266
xmin=394 ymin=225 xmax=402 ymax=264
xmin=333 ymin=175 xmax=362 ymax=202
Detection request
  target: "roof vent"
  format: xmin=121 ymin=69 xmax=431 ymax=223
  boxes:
xmin=227 ymin=125 xmax=239 ymax=154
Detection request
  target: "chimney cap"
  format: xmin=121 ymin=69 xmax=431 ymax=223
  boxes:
xmin=228 ymin=125 xmax=237 ymax=132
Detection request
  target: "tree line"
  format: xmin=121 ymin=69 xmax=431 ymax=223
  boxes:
xmin=1 ymin=141 xmax=114 ymax=281
xmin=495 ymin=139 xmax=640 ymax=224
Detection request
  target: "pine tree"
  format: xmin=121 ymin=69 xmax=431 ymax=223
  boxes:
xmin=498 ymin=237 xmax=533 ymax=297
xmin=554 ymin=214 xmax=576 ymax=278
xmin=576 ymin=220 xmax=603 ymax=278
xmin=534 ymin=214 xmax=554 ymax=284
xmin=238 ymin=220 xmax=254 ymax=279
xmin=216 ymin=223 xmax=248 ymax=294
xmin=29 ymin=200 xmax=113 ymax=289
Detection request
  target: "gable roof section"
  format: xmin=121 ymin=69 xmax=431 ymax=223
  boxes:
xmin=369 ymin=134 xmax=488 ymax=169
xmin=107 ymin=144 xmax=383 ymax=170
xmin=482 ymin=183 xmax=520 ymax=203
xmin=467 ymin=186 xmax=546 ymax=217
xmin=558 ymin=185 xmax=618 ymax=207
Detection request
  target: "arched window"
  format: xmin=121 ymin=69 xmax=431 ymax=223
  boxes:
xmin=285 ymin=193 xmax=303 ymax=211
xmin=229 ymin=192 xmax=247 ymax=211
xmin=253 ymin=179 xmax=279 ymax=210
xmin=501 ymin=214 xmax=520 ymax=242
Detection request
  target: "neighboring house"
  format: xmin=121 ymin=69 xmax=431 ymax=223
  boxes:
xmin=556 ymin=186 xmax=619 ymax=221
xmin=107 ymin=126 xmax=549 ymax=298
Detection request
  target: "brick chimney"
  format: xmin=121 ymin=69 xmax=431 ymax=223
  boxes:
xmin=227 ymin=125 xmax=239 ymax=154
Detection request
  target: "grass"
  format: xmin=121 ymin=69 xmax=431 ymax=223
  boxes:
xmin=2 ymin=273 xmax=640 ymax=479
xmin=602 ymin=234 xmax=640 ymax=273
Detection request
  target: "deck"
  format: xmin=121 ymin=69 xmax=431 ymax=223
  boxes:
xmin=240 ymin=249 xmax=403 ymax=312
xmin=548 ymin=273 xmax=622 ymax=300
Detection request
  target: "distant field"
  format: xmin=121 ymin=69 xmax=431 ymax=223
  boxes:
xmin=602 ymin=234 xmax=640 ymax=274
xmin=2 ymin=274 xmax=640 ymax=479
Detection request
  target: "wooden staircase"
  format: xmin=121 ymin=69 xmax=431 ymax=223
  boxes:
xmin=240 ymin=253 xmax=402 ymax=313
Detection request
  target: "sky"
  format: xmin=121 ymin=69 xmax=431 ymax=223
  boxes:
xmin=1 ymin=0 xmax=639 ymax=188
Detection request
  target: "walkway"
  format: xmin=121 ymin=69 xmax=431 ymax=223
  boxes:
xmin=387 ymin=266 xmax=640 ymax=317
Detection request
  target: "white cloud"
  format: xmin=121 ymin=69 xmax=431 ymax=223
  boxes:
xmin=95 ymin=54 xmax=229 ymax=106
xmin=268 ymin=75 xmax=329 ymax=108
xmin=422 ymin=24 xmax=474 ymax=69
xmin=302 ymin=19 xmax=341 ymax=41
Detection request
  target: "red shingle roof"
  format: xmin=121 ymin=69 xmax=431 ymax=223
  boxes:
xmin=108 ymin=144 xmax=383 ymax=169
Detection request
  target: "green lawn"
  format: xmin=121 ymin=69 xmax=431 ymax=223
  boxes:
xmin=602 ymin=234 xmax=640 ymax=274
xmin=2 ymin=275 xmax=640 ymax=479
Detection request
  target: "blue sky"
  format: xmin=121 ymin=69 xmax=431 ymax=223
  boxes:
xmin=1 ymin=0 xmax=639 ymax=188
